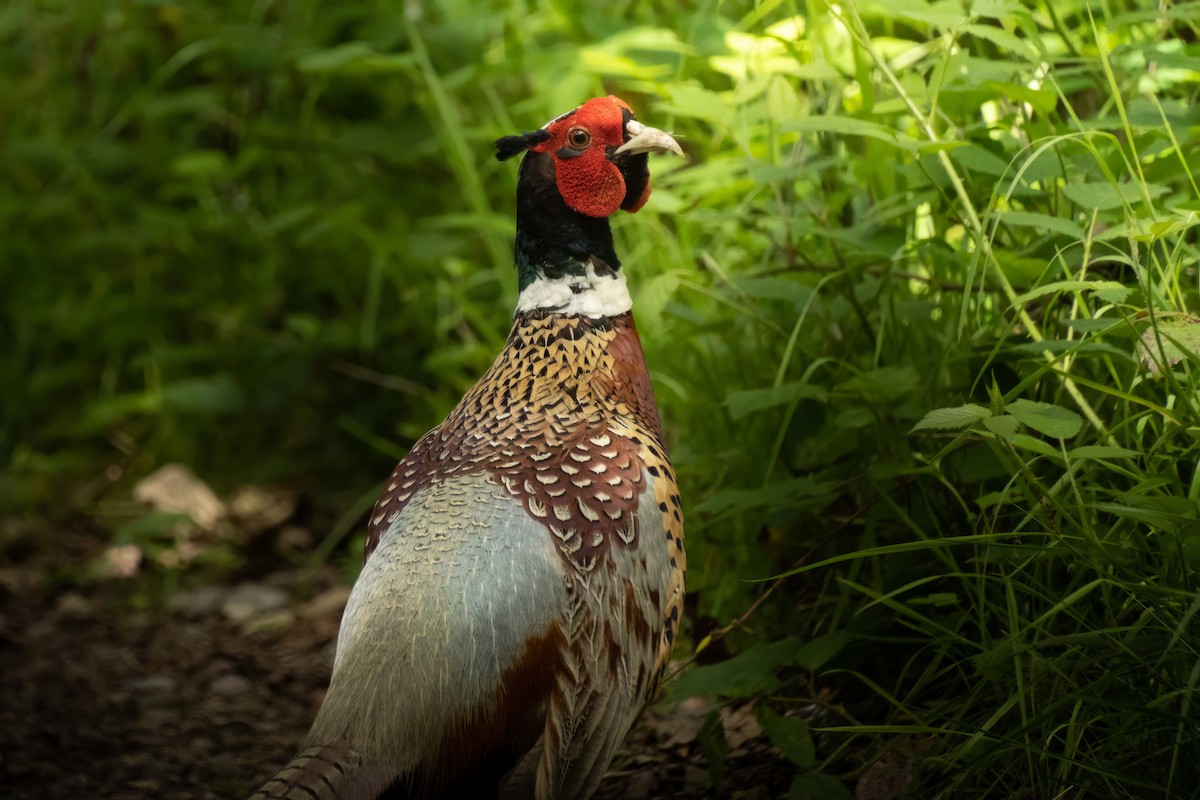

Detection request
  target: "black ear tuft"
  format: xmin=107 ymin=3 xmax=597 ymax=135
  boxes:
xmin=495 ymin=130 xmax=551 ymax=161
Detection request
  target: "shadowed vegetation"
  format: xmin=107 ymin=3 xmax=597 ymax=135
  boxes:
xmin=3 ymin=0 xmax=1199 ymax=797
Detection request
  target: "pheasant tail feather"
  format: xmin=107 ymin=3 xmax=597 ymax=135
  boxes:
xmin=250 ymin=734 xmax=399 ymax=800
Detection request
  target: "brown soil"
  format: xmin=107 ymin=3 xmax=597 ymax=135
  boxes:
xmin=0 ymin=567 xmax=798 ymax=800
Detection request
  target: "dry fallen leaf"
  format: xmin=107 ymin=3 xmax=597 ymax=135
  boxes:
xmin=720 ymin=703 xmax=764 ymax=754
xmin=856 ymin=755 xmax=914 ymax=800
xmin=103 ymin=544 xmax=143 ymax=578
xmin=133 ymin=463 xmax=225 ymax=530
xmin=647 ymin=696 xmax=710 ymax=748
xmin=228 ymin=485 xmax=298 ymax=533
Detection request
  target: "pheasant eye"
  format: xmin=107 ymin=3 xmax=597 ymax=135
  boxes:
xmin=567 ymin=127 xmax=590 ymax=149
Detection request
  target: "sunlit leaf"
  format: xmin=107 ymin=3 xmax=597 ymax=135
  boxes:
xmin=1006 ymin=399 xmax=1083 ymax=439
xmin=910 ymin=403 xmax=990 ymax=432
xmin=1139 ymin=316 xmax=1200 ymax=373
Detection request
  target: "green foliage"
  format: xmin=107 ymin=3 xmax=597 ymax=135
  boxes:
xmin=4 ymin=0 xmax=1200 ymax=796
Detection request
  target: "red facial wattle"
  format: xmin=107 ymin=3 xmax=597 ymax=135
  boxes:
xmin=534 ymin=96 xmax=633 ymax=218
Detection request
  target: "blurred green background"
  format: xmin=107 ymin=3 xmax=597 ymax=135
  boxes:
xmin=4 ymin=0 xmax=1200 ymax=796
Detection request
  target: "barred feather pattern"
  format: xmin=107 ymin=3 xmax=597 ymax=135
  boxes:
xmin=253 ymin=310 xmax=684 ymax=800
xmin=367 ymin=310 xmax=685 ymax=690
xmin=249 ymin=734 xmax=398 ymax=800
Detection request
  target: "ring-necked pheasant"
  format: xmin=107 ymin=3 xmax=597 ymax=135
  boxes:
xmin=251 ymin=95 xmax=685 ymax=800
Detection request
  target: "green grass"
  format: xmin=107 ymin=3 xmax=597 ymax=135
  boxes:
xmin=3 ymin=0 xmax=1199 ymax=796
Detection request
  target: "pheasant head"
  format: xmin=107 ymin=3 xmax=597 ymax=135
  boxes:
xmin=495 ymin=96 xmax=682 ymax=317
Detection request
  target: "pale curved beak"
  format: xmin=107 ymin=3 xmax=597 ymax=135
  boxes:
xmin=614 ymin=119 xmax=684 ymax=157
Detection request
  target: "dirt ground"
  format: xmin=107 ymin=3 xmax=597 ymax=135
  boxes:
xmin=0 ymin=560 xmax=803 ymax=800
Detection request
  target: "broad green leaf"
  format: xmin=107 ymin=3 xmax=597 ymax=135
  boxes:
xmin=1139 ymin=316 xmax=1200 ymax=373
xmin=983 ymin=414 xmax=1019 ymax=440
xmin=995 ymin=210 xmax=1085 ymax=240
xmin=1006 ymin=399 xmax=1083 ymax=439
xmin=796 ymin=631 xmax=852 ymax=670
xmin=785 ymin=116 xmax=920 ymax=150
xmin=161 ymin=375 xmax=245 ymax=415
xmin=834 ymin=407 xmax=876 ymax=429
xmin=910 ymin=403 xmax=990 ymax=432
xmin=727 ymin=382 xmax=829 ymax=420
xmin=982 ymin=81 xmax=1056 ymax=112
xmin=949 ymin=144 xmax=1010 ymax=176
xmin=1008 ymin=432 xmax=1061 ymax=457
xmin=858 ymin=0 xmax=968 ymax=27
xmin=968 ymin=26 xmax=1036 ymax=59
xmin=1062 ymin=181 xmax=1170 ymax=211
xmin=664 ymin=84 xmax=731 ymax=123
xmin=758 ymin=706 xmax=814 ymax=768
xmin=671 ymin=638 xmax=803 ymax=700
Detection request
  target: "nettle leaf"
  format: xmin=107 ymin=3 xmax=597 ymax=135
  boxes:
xmin=983 ymin=414 xmax=1019 ymax=440
xmin=1139 ymin=316 xmax=1200 ymax=373
xmin=910 ymin=403 xmax=990 ymax=433
xmin=671 ymin=638 xmax=803 ymax=701
xmin=727 ymin=381 xmax=829 ymax=420
xmin=757 ymin=706 xmax=814 ymax=768
xmin=1006 ymin=399 xmax=1083 ymax=439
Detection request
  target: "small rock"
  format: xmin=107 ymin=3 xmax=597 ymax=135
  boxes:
xmin=128 ymin=674 xmax=178 ymax=711
xmin=277 ymin=525 xmax=313 ymax=552
xmin=210 ymin=674 xmax=252 ymax=697
xmin=170 ymin=585 xmax=226 ymax=617
xmin=222 ymin=583 xmax=289 ymax=622
xmin=55 ymin=592 xmax=92 ymax=619
xmin=626 ymin=769 xmax=659 ymax=800
xmin=650 ymin=696 xmax=710 ymax=747
xmin=25 ymin=619 xmax=55 ymax=640
xmin=208 ymin=754 xmax=237 ymax=775
xmin=127 ymin=673 xmax=177 ymax=694
xmin=683 ymin=765 xmax=712 ymax=792
xmin=857 ymin=756 xmax=914 ymax=800
xmin=229 ymin=485 xmax=298 ymax=533
xmin=102 ymin=544 xmax=142 ymax=578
